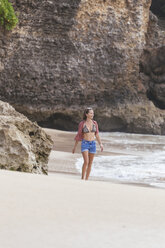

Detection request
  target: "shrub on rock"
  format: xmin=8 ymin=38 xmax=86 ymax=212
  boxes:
xmin=0 ymin=0 xmax=18 ymax=30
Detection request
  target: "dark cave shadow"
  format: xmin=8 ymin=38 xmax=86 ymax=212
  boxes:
xmin=150 ymin=0 xmax=165 ymax=18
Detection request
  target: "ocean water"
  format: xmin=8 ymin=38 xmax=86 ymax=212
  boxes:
xmin=75 ymin=132 xmax=165 ymax=188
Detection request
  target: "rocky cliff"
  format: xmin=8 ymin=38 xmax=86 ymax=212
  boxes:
xmin=0 ymin=0 xmax=165 ymax=134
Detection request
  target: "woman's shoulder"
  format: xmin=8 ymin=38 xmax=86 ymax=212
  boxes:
xmin=92 ymin=120 xmax=98 ymax=125
xmin=78 ymin=120 xmax=85 ymax=126
xmin=79 ymin=120 xmax=85 ymax=124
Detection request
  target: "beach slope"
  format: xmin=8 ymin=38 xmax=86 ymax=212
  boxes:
xmin=0 ymin=170 xmax=165 ymax=248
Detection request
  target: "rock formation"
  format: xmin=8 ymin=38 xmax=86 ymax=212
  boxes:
xmin=0 ymin=0 xmax=164 ymax=134
xmin=0 ymin=100 xmax=53 ymax=174
xmin=140 ymin=11 xmax=165 ymax=110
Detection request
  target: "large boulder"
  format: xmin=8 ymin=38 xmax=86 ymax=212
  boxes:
xmin=0 ymin=100 xmax=53 ymax=174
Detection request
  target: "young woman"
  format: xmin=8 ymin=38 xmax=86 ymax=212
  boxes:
xmin=72 ymin=107 xmax=103 ymax=180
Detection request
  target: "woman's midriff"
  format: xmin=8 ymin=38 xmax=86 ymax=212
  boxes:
xmin=83 ymin=133 xmax=95 ymax=141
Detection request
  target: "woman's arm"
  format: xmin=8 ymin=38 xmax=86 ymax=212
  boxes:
xmin=72 ymin=121 xmax=84 ymax=153
xmin=95 ymin=133 xmax=103 ymax=152
xmin=72 ymin=140 xmax=79 ymax=154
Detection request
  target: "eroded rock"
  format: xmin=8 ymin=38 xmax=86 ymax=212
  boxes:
xmin=140 ymin=46 xmax=165 ymax=109
xmin=0 ymin=100 xmax=53 ymax=174
xmin=140 ymin=11 xmax=165 ymax=111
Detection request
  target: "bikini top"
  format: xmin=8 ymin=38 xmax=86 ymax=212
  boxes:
xmin=82 ymin=123 xmax=97 ymax=133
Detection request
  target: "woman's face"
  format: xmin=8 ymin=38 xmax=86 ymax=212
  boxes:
xmin=86 ymin=109 xmax=94 ymax=119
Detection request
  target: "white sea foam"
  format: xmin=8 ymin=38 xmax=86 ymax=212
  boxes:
xmin=75 ymin=132 xmax=165 ymax=188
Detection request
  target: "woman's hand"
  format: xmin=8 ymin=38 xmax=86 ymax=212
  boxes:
xmin=72 ymin=141 xmax=78 ymax=154
xmin=100 ymin=143 xmax=104 ymax=152
xmin=72 ymin=147 xmax=76 ymax=154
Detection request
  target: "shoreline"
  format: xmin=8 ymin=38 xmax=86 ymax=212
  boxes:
xmin=44 ymin=127 xmax=124 ymax=175
xmin=49 ymin=170 xmax=158 ymax=189
xmin=44 ymin=128 xmax=165 ymax=189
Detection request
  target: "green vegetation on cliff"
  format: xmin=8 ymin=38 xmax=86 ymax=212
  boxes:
xmin=0 ymin=0 xmax=18 ymax=31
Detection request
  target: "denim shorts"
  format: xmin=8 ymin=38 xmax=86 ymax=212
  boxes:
xmin=81 ymin=139 xmax=96 ymax=154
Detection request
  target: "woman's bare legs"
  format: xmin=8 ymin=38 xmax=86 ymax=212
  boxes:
xmin=85 ymin=153 xmax=95 ymax=180
xmin=81 ymin=151 xmax=89 ymax=179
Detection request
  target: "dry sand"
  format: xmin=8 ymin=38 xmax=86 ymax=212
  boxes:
xmin=0 ymin=170 xmax=165 ymax=248
xmin=0 ymin=128 xmax=165 ymax=248
xmin=45 ymin=128 xmax=81 ymax=175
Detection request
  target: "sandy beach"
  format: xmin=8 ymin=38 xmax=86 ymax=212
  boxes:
xmin=0 ymin=169 xmax=165 ymax=248
xmin=46 ymin=128 xmax=80 ymax=175
xmin=0 ymin=128 xmax=165 ymax=248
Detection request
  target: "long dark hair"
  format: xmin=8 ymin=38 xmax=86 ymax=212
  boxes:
xmin=83 ymin=107 xmax=93 ymax=120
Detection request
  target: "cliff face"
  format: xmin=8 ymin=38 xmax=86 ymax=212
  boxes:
xmin=0 ymin=0 xmax=165 ymax=134
xmin=140 ymin=11 xmax=165 ymax=110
